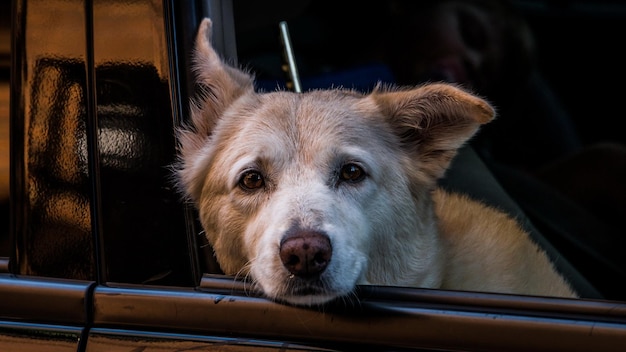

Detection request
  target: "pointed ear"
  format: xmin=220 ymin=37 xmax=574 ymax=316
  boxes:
xmin=176 ymin=18 xmax=255 ymax=202
xmin=372 ymin=83 xmax=495 ymax=180
xmin=189 ymin=17 xmax=254 ymax=136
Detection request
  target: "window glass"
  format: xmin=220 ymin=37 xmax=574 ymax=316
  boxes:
xmin=92 ymin=0 xmax=194 ymax=286
xmin=14 ymin=0 xmax=95 ymax=280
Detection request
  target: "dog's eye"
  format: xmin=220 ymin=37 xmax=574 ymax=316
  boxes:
xmin=339 ymin=163 xmax=365 ymax=183
xmin=239 ymin=171 xmax=264 ymax=190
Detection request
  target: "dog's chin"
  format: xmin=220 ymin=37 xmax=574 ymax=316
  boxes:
xmin=278 ymin=292 xmax=342 ymax=307
xmin=263 ymin=277 xmax=354 ymax=307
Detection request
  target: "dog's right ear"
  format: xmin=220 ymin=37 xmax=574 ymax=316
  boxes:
xmin=189 ymin=18 xmax=254 ymax=135
xmin=176 ymin=18 xmax=254 ymax=202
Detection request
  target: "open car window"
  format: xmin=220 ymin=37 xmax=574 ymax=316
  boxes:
xmin=229 ymin=0 xmax=626 ymax=300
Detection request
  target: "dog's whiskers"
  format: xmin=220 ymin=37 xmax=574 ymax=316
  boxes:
xmin=341 ymin=289 xmax=362 ymax=309
xmin=233 ymin=259 xmax=259 ymax=297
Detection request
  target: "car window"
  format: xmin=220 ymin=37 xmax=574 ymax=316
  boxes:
xmin=9 ymin=0 xmax=623 ymax=298
xmin=5 ymin=0 xmax=625 ymax=300
xmin=229 ymin=0 xmax=626 ymax=302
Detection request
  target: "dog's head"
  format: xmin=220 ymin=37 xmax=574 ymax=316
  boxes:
xmin=176 ymin=18 xmax=495 ymax=306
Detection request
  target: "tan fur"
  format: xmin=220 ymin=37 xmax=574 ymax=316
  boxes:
xmin=176 ymin=18 xmax=577 ymax=306
xmin=434 ymin=189 xmax=576 ymax=297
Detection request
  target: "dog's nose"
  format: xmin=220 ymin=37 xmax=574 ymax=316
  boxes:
xmin=279 ymin=230 xmax=332 ymax=278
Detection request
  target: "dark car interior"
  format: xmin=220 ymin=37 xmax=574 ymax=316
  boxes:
xmin=228 ymin=0 xmax=626 ymax=300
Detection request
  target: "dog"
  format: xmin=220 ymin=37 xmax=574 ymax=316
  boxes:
xmin=176 ymin=18 xmax=578 ymax=306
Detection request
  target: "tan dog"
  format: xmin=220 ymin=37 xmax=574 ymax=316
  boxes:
xmin=176 ymin=18 xmax=577 ymax=306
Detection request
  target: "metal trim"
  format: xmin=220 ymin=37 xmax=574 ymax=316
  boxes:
xmin=0 ymin=275 xmax=95 ymax=325
xmin=93 ymin=282 xmax=626 ymax=351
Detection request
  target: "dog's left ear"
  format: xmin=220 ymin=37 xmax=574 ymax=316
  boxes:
xmin=372 ymin=83 xmax=495 ymax=180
